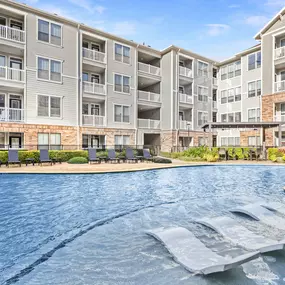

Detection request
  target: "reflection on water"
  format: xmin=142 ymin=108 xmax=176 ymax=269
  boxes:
xmin=0 ymin=166 xmax=285 ymax=284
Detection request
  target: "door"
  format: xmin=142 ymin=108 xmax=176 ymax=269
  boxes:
xmin=10 ymin=20 xmax=23 ymax=30
xmin=9 ymin=136 xmax=21 ymax=149
xmin=83 ymin=41 xmax=89 ymax=49
xmin=179 ymin=86 xmax=184 ymax=94
xmin=9 ymin=98 xmax=21 ymax=121
xmin=91 ymin=44 xmax=100 ymax=51
xmin=281 ymin=38 xmax=285 ymax=47
xmin=91 ymin=104 xmax=100 ymax=115
xmin=0 ymin=55 xmax=5 ymax=78
xmin=179 ymin=111 xmax=184 ymax=121
xmin=10 ymin=58 xmax=22 ymax=81
xmin=91 ymin=74 xmax=100 ymax=84
xmin=0 ymin=94 xmax=5 ymax=121
xmin=91 ymin=135 xmax=99 ymax=148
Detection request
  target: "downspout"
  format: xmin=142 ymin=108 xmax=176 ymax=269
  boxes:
xmin=76 ymin=24 xmax=80 ymax=149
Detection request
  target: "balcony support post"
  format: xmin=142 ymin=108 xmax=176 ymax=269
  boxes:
xmin=278 ymin=124 xmax=282 ymax=147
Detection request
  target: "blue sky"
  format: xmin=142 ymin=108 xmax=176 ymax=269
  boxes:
xmin=19 ymin=0 xmax=284 ymax=60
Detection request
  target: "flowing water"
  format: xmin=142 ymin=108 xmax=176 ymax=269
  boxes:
xmin=1 ymin=166 xmax=285 ymax=285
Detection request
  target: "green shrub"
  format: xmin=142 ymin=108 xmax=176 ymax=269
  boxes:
xmin=68 ymin=157 xmax=88 ymax=164
xmin=268 ymin=148 xmax=283 ymax=160
xmin=205 ymin=154 xmax=218 ymax=162
xmin=153 ymin=157 xmax=172 ymax=164
xmin=179 ymin=156 xmax=204 ymax=162
xmin=283 ymin=155 xmax=285 ymax=162
xmin=270 ymin=154 xmax=277 ymax=162
xmin=276 ymin=157 xmax=284 ymax=163
xmin=0 ymin=151 xmax=8 ymax=163
xmin=234 ymin=148 xmax=244 ymax=160
xmin=171 ymin=152 xmax=182 ymax=159
xmin=160 ymin=152 xmax=172 ymax=158
xmin=183 ymin=146 xmax=209 ymax=158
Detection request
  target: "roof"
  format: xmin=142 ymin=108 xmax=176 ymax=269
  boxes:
xmin=202 ymin=122 xmax=282 ymax=130
xmin=254 ymin=7 xmax=285 ymax=40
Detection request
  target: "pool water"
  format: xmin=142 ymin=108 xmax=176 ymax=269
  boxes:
xmin=1 ymin=166 xmax=285 ymax=285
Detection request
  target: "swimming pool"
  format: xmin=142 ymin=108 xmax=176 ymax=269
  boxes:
xmin=1 ymin=166 xmax=285 ymax=285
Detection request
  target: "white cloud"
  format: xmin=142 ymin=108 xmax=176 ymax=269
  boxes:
xmin=229 ymin=4 xmax=240 ymax=8
xmin=265 ymin=0 xmax=285 ymax=8
xmin=112 ymin=21 xmax=136 ymax=36
xmin=205 ymin=24 xmax=230 ymax=36
xmin=245 ymin=15 xmax=269 ymax=27
xmin=68 ymin=0 xmax=106 ymax=14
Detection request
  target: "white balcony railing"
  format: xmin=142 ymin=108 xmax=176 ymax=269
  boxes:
xmin=0 ymin=67 xmax=25 ymax=82
xmin=213 ymin=77 xmax=218 ymax=85
xmin=138 ymin=119 xmax=161 ymax=129
xmin=179 ymin=66 xmax=193 ymax=78
xmin=179 ymin=93 xmax=193 ymax=104
xmin=212 ymin=101 xmax=217 ymax=109
xmin=0 ymin=107 xmax=24 ymax=122
xmin=275 ymin=81 xmax=285 ymax=92
xmin=83 ymin=81 xmax=106 ymax=95
xmin=138 ymin=90 xmax=161 ymax=102
xmin=0 ymin=25 xmax=25 ymax=43
xmin=275 ymin=46 xmax=285 ymax=60
xmin=82 ymin=115 xmax=106 ymax=127
xmin=138 ymin=62 xmax=160 ymax=76
xmin=82 ymin=48 xmax=106 ymax=63
xmin=179 ymin=120 xmax=192 ymax=130
xmin=274 ymin=115 xmax=285 ymax=122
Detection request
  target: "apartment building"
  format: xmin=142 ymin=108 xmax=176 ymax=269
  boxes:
xmin=0 ymin=0 xmax=284 ymax=151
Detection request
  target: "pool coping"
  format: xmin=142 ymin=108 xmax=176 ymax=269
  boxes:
xmin=0 ymin=162 xmax=284 ymax=175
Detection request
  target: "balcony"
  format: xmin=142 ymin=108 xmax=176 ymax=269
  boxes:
xmin=275 ymin=81 xmax=285 ymax=92
xmin=179 ymin=93 xmax=193 ymax=104
xmin=212 ymin=101 xmax=217 ymax=109
xmin=138 ymin=119 xmax=161 ymax=129
xmin=0 ymin=25 xmax=25 ymax=44
xmin=0 ymin=107 xmax=24 ymax=122
xmin=275 ymin=46 xmax=285 ymax=60
xmin=179 ymin=120 xmax=192 ymax=130
xmin=138 ymin=62 xmax=160 ymax=76
xmin=213 ymin=78 xmax=218 ymax=85
xmin=82 ymin=115 xmax=106 ymax=127
xmin=274 ymin=115 xmax=285 ymax=122
xmin=138 ymin=90 xmax=160 ymax=103
xmin=82 ymin=48 xmax=106 ymax=64
xmin=0 ymin=67 xmax=25 ymax=82
xmin=179 ymin=66 xmax=193 ymax=78
xmin=83 ymin=82 xmax=106 ymax=95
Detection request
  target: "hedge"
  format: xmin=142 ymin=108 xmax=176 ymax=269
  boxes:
xmin=153 ymin=157 xmax=172 ymax=164
xmin=68 ymin=157 xmax=88 ymax=164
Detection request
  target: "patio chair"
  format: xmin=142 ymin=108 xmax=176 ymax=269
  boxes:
xmin=88 ymin=149 xmax=101 ymax=164
xmin=250 ymin=148 xmax=262 ymax=161
xmin=7 ymin=150 xmax=21 ymax=167
xmin=107 ymin=149 xmax=120 ymax=163
xmin=39 ymin=149 xmax=53 ymax=166
xmin=125 ymin=148 xmax=139 ymax=163
xmin=218 ymin=148 xmax=227 ymax=161
xmin=143 ymin=149 xmax=154 ymax=162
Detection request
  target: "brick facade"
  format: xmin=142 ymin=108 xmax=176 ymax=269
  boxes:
xmin=240 ymin=130 xmax=261 ymax=146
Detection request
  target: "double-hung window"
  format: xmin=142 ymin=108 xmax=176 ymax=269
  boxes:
xmin=198 ymin=86 xmax=208 ymax=102
xmin=38 ymin=133 xmax=61 ymax=150
xmin=228 ymin=88 xmax=234 ymax=103
xmin=228 ymin=63 xmax=234 ymax=78
xmin=198 ymin=61 xmax=208 ymax=77
xmin=235 ymin=112 xmax=241 ymax=122
xmin=248 ymin=108 xmax=260 ymax=122
xmin=114 ymin=104 xmax=130 ymax=123
xmin=235 ymin=87 xmax=241 ymax=101
xmin=221 ymin=66 xmax=227 ymax=80
xmin=115 ymin=43 xmax=130 ymax=64
xmin=114 ymin=74 xmax=130 ymax=94
xmin=198 ymin=111 xmax=208 ymax=126
xmin=114 ymin=135 xmax=130 ymax=146
xmin=38 ymin=19 xmax=62 ymax=46
xmin=248 ymin=51 xmax=261 ymax=70
xmin=221 ymin=90 xmax=227 ymax=104
xmin=221 ymin=114 xmax=227 ymax=122
xmin=248 ymin=80 xmax=261 ymax=97
xmin=248 ymin=136 xmax=260 ymax=146
xmin=235 ymin=60 xmax=241 ymax=76
xmin=38 ymin=57 xmax=62 ymax=82
xmin=38 ymin=95 xmax=62 ymax=118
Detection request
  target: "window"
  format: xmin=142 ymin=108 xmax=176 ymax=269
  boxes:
xmin=38 ymin=57 xmax=62 ymax=82
xmin=228 ymin=88 xmax=234 ymax=103
xmin=114 ymin=43 xmax=130 ymax=64
xmin=38 ymin=133 xmax=61 ymax=150
xmin=198 ymin=137 xmax=208 ymax=146
xmin=221 ymin=137 xmax=228 ymax=146
xmin=248 ymin=51 xmax=261 ymax=70
xmin=198 ymin=86 xmax=208 ymax=102
xmin=248 ymin=136 xmax=260 ymax=146
xmin=114 ymin=135 xmax=130 ymax=146
xmin=38 ymin=95 xmax=62 ymax=118
xmin=114 ymin=105 xmax=130 ymax=123
xmin=235 ymin=87 xmax=241 ymax=101
xmin=235 ymin=112 xmax=241 ymax=122
xmin=228 ymin=63 xmax=234 ymax=78
xmin=221 ymin=112 xmax=241 ymax=122
xmin=221 ymin=66 xmax=227 ymax=80
xmin=38 ymin=19 xmax=62 ymax=46
xmin=198 ymin=111 xmax=208 ymax=126
xmin=114 ymin=74 xmax=130 ymax=93
xmin=248 ymin=80 xmax=261 ymax=97
xmin=221 ymin=60 xmax=241 ymax=80
xmin=221 ymin=137 xmax=240 ymax=146
xmin=235 ymin=60 xmax=241 ymax=76
xmin=228 ymin=113 xmax=234 ymax=122
xmin=221 ymin=90 xmax=227 ymax=104
xmin=221 ymin=114 xmax=227 ymax=122
xmin=198 ymin=61 xmax=208 ymax=77
xmin=248 ymin=108 xmax=260 ymax=122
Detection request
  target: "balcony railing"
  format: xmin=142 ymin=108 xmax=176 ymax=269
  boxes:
xmin=179 ymin=120 xmax=192 ymax=130
xmin=83 ymin=81 xmax=106 ymax=95
xmin=179 ymin=66 xmax=193 ymax=78
xmin=275 ymin=46 xmax=285 ymax=60
xmin=275 ymin=81 xmax=285 ymax=92
xmin=138 ymin=119 xmax=161 ymax=129
xmin=0 ymin=67 xmax=25 ymax=82
xmin=274 ymin=115 xmax=285 ymax=122
xmin=82 ymin=48 xmax=106 ymax=63
xmin=0 ymin=107 xmax=24 ymax=122
xmin=0 ymin=25 xmax=25 ymax=43
xmin=138 ymin=90 xmax=160 ymax=102
xmin=213 ymin=78 xmax=218 ymax=85
xmin=212 ymin=101 xmax=217 ymax=109
xmin=82 ymin=115 xmax=106 ymax=127
xmin=179 ymin=93 xmax=193 ymax=104
xmin=138 ymin=62 xmax=160 ymax=76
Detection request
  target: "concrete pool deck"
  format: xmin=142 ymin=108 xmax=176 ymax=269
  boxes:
xmin=0 ymin=160 xmax=282 ymax=174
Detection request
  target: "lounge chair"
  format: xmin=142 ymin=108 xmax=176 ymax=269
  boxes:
xmin=125 ymin=148 xmax=138 ymax=163
xmin=107 ymin=149 xmax=120 ymax=163
xmin=143 ymin=149 xmax=154 ymax=162
xmin=88 ymin=149 xmax=101 ymax=164
xmin=7 ymin=150 xmax=21 ymax=167
xmin=39 ymin=149 xmax=53 ymax=166
xmin=218 ymin=148 xmax=227 ymax=160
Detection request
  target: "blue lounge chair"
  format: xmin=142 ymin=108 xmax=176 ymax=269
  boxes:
xmin=88 ymin=149 xmax=101 ymax=164
xmin=7 ymin=150 xmax=21 ymax=167
xmin=143 ymin=149 xmax=154 ymax=162
xmin=107 ymin=149 xmax=120 ymax=163
xmin=39 ymin=149 xmax=53 ymax=165
xmin=125 ymin=148 xmax=138 ymax=163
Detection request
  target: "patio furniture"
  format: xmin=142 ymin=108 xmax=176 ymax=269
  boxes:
xmin=52 ymin=157 xmax=62 ymax=164
xmin=107 ymin=149 xmax=120 ymax=163
xmin=39 ymin=149 xmax=53 ymax=166
xmin=218 ymin=148 xmax=227 ymax=160
xmin=249 ymin=148 xmax=262 ymax=160
xmin=25 ymin=158 xmax=35 ymax=166
xmin=7 ymin=150 xmax=21 ymax=167
xmin=143 ymin=149 xmax=154 ymax=162
xmin=125 ymin=148 xmax=139 ymax=163
xmin=88 ymin=149 xmax=101 ymax=164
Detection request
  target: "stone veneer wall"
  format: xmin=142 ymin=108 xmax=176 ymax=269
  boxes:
xmin=240 ymin=130 xmax=261 ymax=146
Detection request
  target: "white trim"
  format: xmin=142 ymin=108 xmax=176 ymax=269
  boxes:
xmin=113 ymin=72 xmax=131 ymax=95
xmin=197 ymin=110 xmax=208 ymax=127
xmin=36 ymin=93 xmax=64 ymax=119
xmin=247 ymin=107 xmax=261 ymax=122
xmin=247 ymin=51 xmax=261 ymax=72
xmin=247 ymin=79 xmax=262 ymax=98
xmin=113 ymin=103 xmax=131 ymax=124
xmin=113 ymin=41 xmax=131 ymax=65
